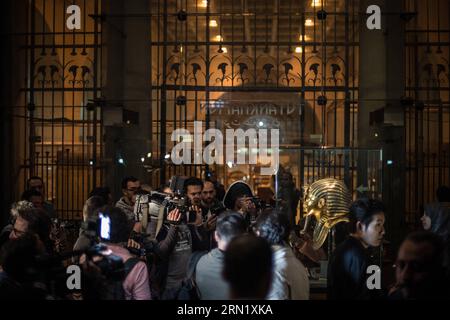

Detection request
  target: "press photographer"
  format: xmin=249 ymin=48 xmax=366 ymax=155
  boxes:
xmin=82 ymin=207 xmax=151 ymax=300
xmin=223 ymin=181 xmax=269 ymax=230
xmin=151 ymin=177 xmax=209 ymax=300
xmin=200 ymin=180 xmax=226 ymax=250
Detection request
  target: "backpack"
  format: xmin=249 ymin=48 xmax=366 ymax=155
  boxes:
xmin=102 ymin=257 xmax=142 ymax=300
xmin=176 ymin=250 xmax=207 ymax=300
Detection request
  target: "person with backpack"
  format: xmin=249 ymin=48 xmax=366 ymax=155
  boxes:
xmin=100 ymin=207 xmax=151 ymax=300
xmin=153 ymin=206 xmax=208 ymax=300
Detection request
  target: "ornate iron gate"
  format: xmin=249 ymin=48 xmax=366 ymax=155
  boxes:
xmin=16 ymin=0 xmax=103 ymax=220
xmin=404 ymin=0 xmax=450 ymax=227
xmin=150 ymin=0 xmax=359 ymax=188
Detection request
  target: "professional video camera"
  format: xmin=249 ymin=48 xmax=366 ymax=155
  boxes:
xmin=134 ymin=191 xmax=198 ymax=224
xmin=134 ymin=176 xmax=198 ymax=226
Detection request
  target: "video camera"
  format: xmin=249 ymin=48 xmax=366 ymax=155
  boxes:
xmin=84 ymin=244 xmax=126 ymax=282
xmin=134 ymin=191 xmax=197 ymax=225
xmin=134 ymin=176 xmax=198 ymax=225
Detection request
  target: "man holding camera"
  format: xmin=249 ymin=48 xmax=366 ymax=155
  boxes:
xmin=184 ymin=177 xmax=219 ymax=237
xmin=116 ymin=176 xmax=141 ymax=222
xmin=97 ymin=207 xmax=151 ymax=300
xmin=223 ymin=181 xmax=258 ymax=229
xmin=153 ymin=177 xmax=209 ymax=300
xmin=200 ymin=180 xmax=226 ymax=250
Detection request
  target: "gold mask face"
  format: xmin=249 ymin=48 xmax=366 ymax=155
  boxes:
xmin=302 ymin=178 xmax=352 ymax=250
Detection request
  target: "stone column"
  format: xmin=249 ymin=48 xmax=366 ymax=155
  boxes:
xmin=1 ymin=0 xmax=29 ymax=226
xmin=359 ymin=0 xmax=407 ymax=249
xmin=102 ymin=0 xmax=151 ymax=199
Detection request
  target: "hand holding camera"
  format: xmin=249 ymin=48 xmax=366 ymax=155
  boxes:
xmin=238 ymin=196 xmax=256 ymax=214
xmin=189 ymin=205 xmax=203 ymax=226
xmin=167 ymin=208 xmax=182 ymax=224
xmin=204 ymin=214 xmax=218 ymax=231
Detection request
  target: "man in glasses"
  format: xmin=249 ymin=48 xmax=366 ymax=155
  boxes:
xmin=116 ymin=176 xmax=141 ymax=222
xmin=390 ymin=231 xmax=450 ymax=299
xmin=8 ymin=207 xmax=53 ymax=253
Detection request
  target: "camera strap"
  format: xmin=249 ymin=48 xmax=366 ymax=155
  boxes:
xmin=155 ymin=205 xmax=166 ymax=238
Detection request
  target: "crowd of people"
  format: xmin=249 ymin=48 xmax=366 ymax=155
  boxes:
xmin=0 ymin=174 xmax=449 ymax=300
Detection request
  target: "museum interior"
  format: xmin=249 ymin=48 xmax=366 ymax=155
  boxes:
xmin=1 ymin=0 xmax=449 ymax=301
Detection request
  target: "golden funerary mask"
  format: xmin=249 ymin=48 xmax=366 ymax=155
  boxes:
xmin=302 ymin=178 xmax=351 ymax=250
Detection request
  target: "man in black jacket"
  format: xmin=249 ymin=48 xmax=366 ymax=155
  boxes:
xmin=154 ymin=208 xmax=208 ymax=300
xmin=327 ymin=198 xmax=386 ymax=299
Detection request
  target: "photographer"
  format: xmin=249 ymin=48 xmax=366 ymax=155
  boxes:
xmin=116 ymin=176 xmax=141 ymax=222
xmin=223 ymin=181 xmax=258 ymax=230
xmin=184 ymin=177 xmax=203 ymax=207
xmin=73 ymin=196 xmax=107 ymax=253
xmin=98 ymin=207 xmax=151 ymax=300
xmin=200 ymin=180 xmax=226 ymax=250
xmin=154 ymin=206 xmax=208 ymax=300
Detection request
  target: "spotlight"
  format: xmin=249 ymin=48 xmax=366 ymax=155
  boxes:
xmin=305 ymin=19 xmax=314 ymax=27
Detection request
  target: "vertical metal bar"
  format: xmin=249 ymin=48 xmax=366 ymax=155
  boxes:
xmin=299 ymin=0 xmax=305 ymax=194
xmin=29 ymin=0 xmax=36 ymax=178
xmin=65 ymin=148 xmax=69 ymax=218
xmin=183 ymin=0 xmax=188 ymax=142
xmin=81 ymin=0 xmax=86 ymax=202
xmin=205 ymin=0 xmax=211 ymax=178
xmin=276 ymin=0 xmax=279 ymax=88
xmin=320 ymin=0 xmax=326 ymax=146
xmin=41 ymin=0 xmax=46 ymax=55
xmin=312 ymin=149 xmax=316 ymax=181
xmin=413 ymin=0 xmax=419 ymax=217
xmin=51 ymin=0 xmax=56 ymax=206
xmin=40 ymin=0 xmax=46 ymax=191
xmin=71 ymin=0 xmax=76 ymax=218
xmin=253 ymin=0 xmax=257 ymax=87
xmin=448 ymin=0 xmax=450 ymax=186
xmin=92 ymin=0 xmax=99 ymax=190
xmin=344 ymin=0 xmax=350 ymax=187
xmin=351 ymin=0 xmax=356 ymax=148
xmin=160 ymin=0 xmax=168 ymax=183
xmin=99 ymin=1 xmax=104 ymax=188
xmin=60 ymin=0 xmax=66 ymax=219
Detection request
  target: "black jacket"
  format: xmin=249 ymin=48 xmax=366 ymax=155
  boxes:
xmin=327 ymin=236 xmax=383 ymax=300
xmin=151 ymin=223 xmax=209 ymax=295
